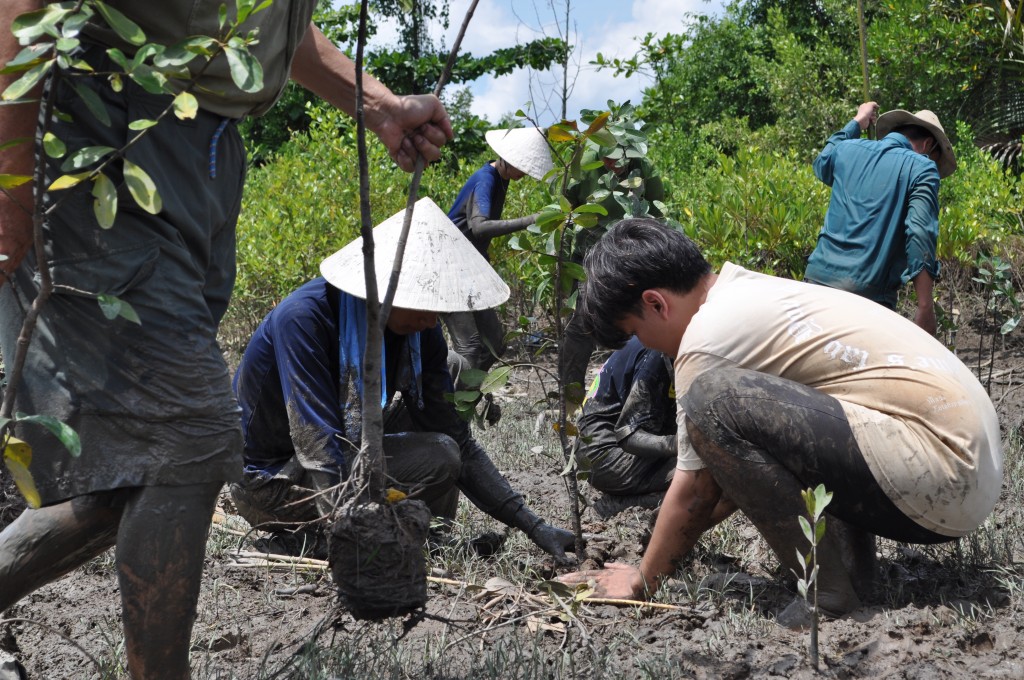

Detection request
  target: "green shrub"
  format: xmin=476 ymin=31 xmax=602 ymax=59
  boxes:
xmin=666 ymin=144 xmax=828 ymax=279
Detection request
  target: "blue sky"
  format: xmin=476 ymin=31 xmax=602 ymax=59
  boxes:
xmin=374 ymin=0 xmax=724 ymax=126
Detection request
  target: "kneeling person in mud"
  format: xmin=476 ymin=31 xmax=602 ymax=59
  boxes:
xmin=561 ymin=219 xmax=1002 ymax=618
xmin=577 ymin=337 xmax=677 ymax=515
xmin=230 ymin=200 xmax=574 ymax=561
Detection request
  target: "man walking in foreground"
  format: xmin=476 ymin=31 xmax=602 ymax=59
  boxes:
xmin=561 ymin=220 xmax=1001 ymax=622
xmin=804 ymin=102 xmax=956 ymax=335
xmin=0 ymin=2 xmax=451 ymax=678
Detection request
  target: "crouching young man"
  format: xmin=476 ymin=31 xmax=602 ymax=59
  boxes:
xmin=230 ymin=199 xmax=574 ymax=562
xmin=561 ymin=219 xmax=1002 ymax=617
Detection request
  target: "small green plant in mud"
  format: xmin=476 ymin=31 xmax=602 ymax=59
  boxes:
xmin=792 ymin=483 xmax=832 ymax=671
xmin=972 ymin=253 xmax=1021 ymax=392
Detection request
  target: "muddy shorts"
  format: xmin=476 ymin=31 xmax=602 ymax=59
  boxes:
xmin=684 ymin=367 xmax=947 ymax=544
xmin=0 ymin=46 xmax=245 ymax=505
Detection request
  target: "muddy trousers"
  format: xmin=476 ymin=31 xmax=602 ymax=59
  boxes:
xmin=0 ymin=481 xmax=222 ymax=680
xmin=558 ymin=312 xmax=595 ymax=403
xmin=232 ymin=431 xmax=463 ymax=531
xmin=683 ymin=367 xmax=948 ymax=613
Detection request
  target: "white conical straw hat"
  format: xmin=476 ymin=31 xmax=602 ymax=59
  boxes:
xmin=320 ymin=197 xmax=510 ymax=313
xmin=485 ymin=127 xmax=554 ymax=180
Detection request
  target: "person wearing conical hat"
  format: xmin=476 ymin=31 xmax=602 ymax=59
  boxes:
xmin=229 ymin=198 xmax=575 ymax=561
xmin=805 ymin=102 xmax=957 ymax=336
xmin=442 ymin=127 xmax=554 ymax=401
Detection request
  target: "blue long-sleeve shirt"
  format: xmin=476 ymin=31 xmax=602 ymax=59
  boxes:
xmin=448 ymin=162 xmax=508 ymax=254
xmin=233 ymin=277 xmax=470 ymax=478
xmin=805 ymin=119 xmax=941 ymax=308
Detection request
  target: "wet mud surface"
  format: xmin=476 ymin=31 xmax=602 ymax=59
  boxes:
xmin=2 ymin=285 xmax=1023 ymax=679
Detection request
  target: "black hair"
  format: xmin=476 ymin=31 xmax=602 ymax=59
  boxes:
xmin=579 ymin=218 xmax=711 ymax=349
xmin=893 ymin=124 xmax=937 ymax=149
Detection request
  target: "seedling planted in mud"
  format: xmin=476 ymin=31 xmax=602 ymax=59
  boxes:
xmin=792 ymin=483 xmax=832 ymax=671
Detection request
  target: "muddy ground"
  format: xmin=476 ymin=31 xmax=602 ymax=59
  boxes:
xmin=2 ymin=278 xmax=1024 ymax=679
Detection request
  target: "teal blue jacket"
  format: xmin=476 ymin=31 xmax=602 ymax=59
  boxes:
xmin=804 ymin=120 xmax=941 ymax=308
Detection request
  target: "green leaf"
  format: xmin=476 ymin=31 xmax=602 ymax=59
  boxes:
xmin=589 ymin=129 xmax=617 ymax=147
xmin=11 ymin=6 xmax=72 ymax=44
xmin=814 ymin=517 xmax=827 ymax=543
xmin=48 ymin=172 xmax=91 ymax=191
xmin=62 ymin=145 xmax=115 ymax=171
xmin=451 ymin=390 xmax=479 ymax=405
xmin=574 ymin=203 xmax=609 ymax=215
xmin=91 ymin=172 xmax=117 ymax=229
xmin=562 ymin=261 xmax=586 ymax=281
xmin=2 ymin=60 xmax=53 ymax=101
xmin=558 ymin=194 xmax=572 ymax=212
xmin=536 ymin=209 xmax=565 ymax=230
xmin=123 ymin=160 xmax=162 ymax=214
xmin=0 ymin=44 xmax=52 ymax=74
xmin=813 ymin=484 xmax=833 ymax=513
xmin=1002 ymin=317 xmax=1020 ymax=335
xmin=479 ymin=366 xmax=512 ymax=395
xmin=16 ymin=413 xmax=82 ymax=458
xmin=3 ymin=436 xmax=41 ymax=508
xmin=0 ymin=174 xmax=32 ymax=190
xmin=128 ymin=118 xmax=158 ymax=131
xmin=172 ymin=91 xmax=198 ymax=120
xmin=218 ymin=4 xmax=228 ymax=29
xmin=93 ymin=1 xmax=146 ymax=46
xmin=127 ymin=65 xmax=168 ymax=95
xmin=42 ymin=132 xmax=66 ymax=158
xmin=97 ymin=294 xmax=141 ymax=324
xmin=223 ymin=46 xmax=264 ymax=93
xmin=798 ymin=515 xmax=813 ymax=543
xmin=72 ymin=82 xmax=112 ymax=126
xmin=458 ymin=368 xmax=487 ymax=389
xmin=574 ymin=213 xmax=599 ymax=228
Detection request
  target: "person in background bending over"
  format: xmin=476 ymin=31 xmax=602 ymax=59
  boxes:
xmin=804 ymin=102 xmax=956 ymax=335
xmin=443 ymin=127 xmax=553 ymax=422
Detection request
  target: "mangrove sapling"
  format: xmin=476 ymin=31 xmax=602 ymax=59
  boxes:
xmin=328 ymin=0 xmax=480 ymax=620
xmin=0 ymin=0 xmax=267 ymax=506
xmin=793 ymin=484 xmax=833 ymax=672
xmin=972 ymin=253 xmax=1021 ymax=392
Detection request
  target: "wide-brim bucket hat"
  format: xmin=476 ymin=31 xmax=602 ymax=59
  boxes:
xmin=320 ymin=197 xmax=510 ymax=313
xmin=877 ymin=109 xmax=956 ymax=178
xmin=485 ymin=127 xmax=554 ymax=181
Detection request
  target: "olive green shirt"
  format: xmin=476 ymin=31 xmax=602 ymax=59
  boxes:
xmin=84 ymin=0 xmax=317 ymax=118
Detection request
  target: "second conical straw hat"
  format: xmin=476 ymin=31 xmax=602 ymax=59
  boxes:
xmin=320 ymin=197 xmax=510 ymax=312
xmin=485 ymin=127 xmax=554 ymax=180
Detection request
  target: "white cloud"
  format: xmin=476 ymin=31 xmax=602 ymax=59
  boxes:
xmin=362 ymin=0 xmax=722 ymax=124
xmin=439 ymin=0 xmax=722 ymax=125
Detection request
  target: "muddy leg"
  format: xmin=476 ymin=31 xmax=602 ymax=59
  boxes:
xmin=115 ymin=481 xmax=221 ymax=680
xmin=0 ymin=498 xmax=121 ymax=612
xmin=683 ymin=367 xmax=881 ymax=614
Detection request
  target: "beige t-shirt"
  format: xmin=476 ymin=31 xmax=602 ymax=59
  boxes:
xmin=674 ymin=263 xmax=1002 ymax=537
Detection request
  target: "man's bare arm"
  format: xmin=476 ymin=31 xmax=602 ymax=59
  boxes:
xmin=0 ymin=0 xmax=44 ymax=281
xmin=289 ymin=23 xmax=452 ymax=172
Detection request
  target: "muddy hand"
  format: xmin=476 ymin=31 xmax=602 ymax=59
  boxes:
xmin=529 ymin=523 xmax=576 ymax=565
xmin=557 ymin=562 xmax=645 ymax=600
